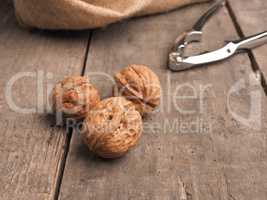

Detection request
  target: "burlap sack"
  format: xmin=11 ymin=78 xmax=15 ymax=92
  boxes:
xmin=14 ymin=0 xmax=211 ymax=30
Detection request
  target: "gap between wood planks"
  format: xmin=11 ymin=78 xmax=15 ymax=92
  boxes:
xmin=225 ymin=1 xmax=267 ymax=95
xmin=53 ymin=32 xmax=93 ymax=200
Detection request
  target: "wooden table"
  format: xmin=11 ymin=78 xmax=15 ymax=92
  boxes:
xmin=1 ymin=0 xmax=267 ymax=199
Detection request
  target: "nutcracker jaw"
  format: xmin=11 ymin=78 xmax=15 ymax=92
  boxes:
xmin=168 ymin=0 xmax=225 ymax=71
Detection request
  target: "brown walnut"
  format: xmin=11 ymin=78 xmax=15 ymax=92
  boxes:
xmin=82 ymin=97 xmax=143 ymax=159
xmin=51 ymin=76 xmax=100 ymax=120
xmin=114 ymin=64 xmax=161 ymax=115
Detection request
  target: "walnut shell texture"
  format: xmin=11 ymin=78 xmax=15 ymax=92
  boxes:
xmin=82 ymin=97 xmax=143 ymax=159
xmin=51 ymin=76 xmax=100 ymax=120
xmin=115 ymin=64 xmax=161 ymax=115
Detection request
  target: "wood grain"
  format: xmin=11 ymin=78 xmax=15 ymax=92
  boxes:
xmin=60 ymin=2 xmax=267 ymax=200
xmin=0 ymin=1 xmax=89 ymax=199
xmin=228 ymin=0 xmax=267 ymax=83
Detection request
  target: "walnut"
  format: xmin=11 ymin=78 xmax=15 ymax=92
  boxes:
xmin=114 ymin=64 xmax=161 ymax=115
xmin=82 ymin=97 xmax=143 ymax=159
xmin=51 ymin=76 xmax=100 ymax=120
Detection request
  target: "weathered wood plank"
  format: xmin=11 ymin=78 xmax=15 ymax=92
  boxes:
xmin=0 ymin=1 xmax=89 ymax=199
xmin=228 ymin=0 xmax=267 ymax=83
xmin=60 ymin=2 xmax=267 ymax=200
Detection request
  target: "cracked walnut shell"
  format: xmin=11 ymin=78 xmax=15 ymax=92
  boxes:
xmin=114 ymin=65 xmax=161 ymax=115
xmin=51 ymin=76 xmax=100 ymax=120
xmin=82 ymin=97 xmax=143 ymax=159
